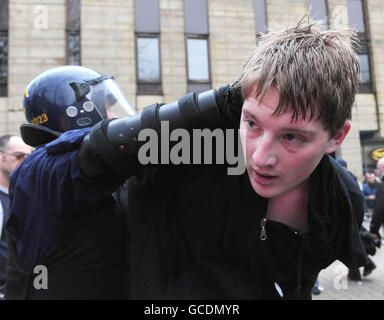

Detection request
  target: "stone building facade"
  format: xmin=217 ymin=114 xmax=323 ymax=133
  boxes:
xmin=0 ymin=0 xmax=383 ymax=179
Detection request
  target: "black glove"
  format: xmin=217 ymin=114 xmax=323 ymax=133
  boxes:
xmin=214 ymin=81 xmax=244 ymax=129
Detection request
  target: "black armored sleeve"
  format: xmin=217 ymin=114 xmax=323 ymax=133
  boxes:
xmin=78 ymin=89 xmax=226 ymax=179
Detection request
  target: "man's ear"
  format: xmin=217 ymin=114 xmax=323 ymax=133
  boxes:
xmin=326 ymin=120 xmax=351 ymax=154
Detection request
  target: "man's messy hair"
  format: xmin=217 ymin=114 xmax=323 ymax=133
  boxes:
xmin=238 ymin=17 xmax=360 ymax=137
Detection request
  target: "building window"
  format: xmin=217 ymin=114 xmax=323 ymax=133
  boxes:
xmin=184 ymin=0 xmax=210 ymax=93
xmin=0 ymin=0 xmax=9 ymax=97
xmin=186 ymin=37 xmax=209 ymax=82
xmin=66 ymin=0 xmax=81 ymax=65
xmin=136 ymin=35 xmax=162 ymax=94
xmin=135 ymin=0 xmax=162 ymax=95
xmin=357 ymin=38 xmax=371 ymax=85
xmin=254 ymin=0 xmax=267 ymax=43
xmin=185 ymin=35 xmax=211 ymax=92
xmin=347 ymin=0 xmax=373 ymax=93
xmin=308 ymin=0 xmax=328 ymax=29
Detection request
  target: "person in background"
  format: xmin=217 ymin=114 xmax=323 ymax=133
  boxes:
xmin=0 ymin=135 xmax=32 ymax=298
xmin=376 ymin=158 xmax=384 ymax=182
xmin=362 ymin=169 xmax=379 ymax=222
xmin=335 ymin=159 xmax=379 ymax=281
xmin=336 ymin=158 xmax=359 ymax=183
xmin=313 ymin=159 xmax=357 ymax=295
xmin=336 ymin=158 xmax=366 ymax=213
xmin=370 ymin=158 xmax=384 ymax=238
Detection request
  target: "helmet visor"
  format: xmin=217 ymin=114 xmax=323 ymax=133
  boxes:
xmin=85 ymin=77 xmax=136 ymax=120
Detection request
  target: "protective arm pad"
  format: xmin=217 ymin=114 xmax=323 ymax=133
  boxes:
xmin=78 ymin=89 xmax=222 ymax=178
xmin=78 ymin=119 xmax=142 ymax=179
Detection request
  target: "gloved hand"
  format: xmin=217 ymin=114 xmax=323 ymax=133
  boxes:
xmin=214 ymin=81 xmax=244 ymax=129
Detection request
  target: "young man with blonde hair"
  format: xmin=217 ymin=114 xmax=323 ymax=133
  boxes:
xmin=113 ymin=19 xmax=366 ymax=299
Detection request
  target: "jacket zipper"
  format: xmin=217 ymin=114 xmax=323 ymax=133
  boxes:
xmin=260 ymin=218 xmax=267 ymax=241
xmin=259 ymin=217 xmax=307 ymax=299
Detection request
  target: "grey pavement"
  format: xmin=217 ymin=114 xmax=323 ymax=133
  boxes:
xmin=313 ymin=222 xmax=384 ymax=300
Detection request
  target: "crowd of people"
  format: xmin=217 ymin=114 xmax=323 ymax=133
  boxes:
xmin=312 ymin=157 xmax=384 ymax=295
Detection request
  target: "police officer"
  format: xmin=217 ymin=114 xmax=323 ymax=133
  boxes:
xmin=5 ymin=66 xmax=138 ymax=299
xmin=5 ymin=65 xmax=239 ymax=299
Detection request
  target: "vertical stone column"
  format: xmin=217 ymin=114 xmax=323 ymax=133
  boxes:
xmin=209 ymin=0 xmax=256 ymax=87
xmin=159 ymin=0 xmax=186 ymax=104
xmin=266 ymin=0 xmax=307 ymax=29
xmin=367 ymin=0 xmax=384 ymax=138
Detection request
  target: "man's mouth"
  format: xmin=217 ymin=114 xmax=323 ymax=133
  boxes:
xmin=250 ymin=169 xmax=278 ymax=185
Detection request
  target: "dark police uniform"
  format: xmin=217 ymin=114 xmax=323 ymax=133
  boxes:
xmin=6 ymin=129 xmax=128 ymax=299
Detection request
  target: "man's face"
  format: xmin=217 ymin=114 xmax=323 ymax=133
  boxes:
xmin=377 ymin=161 xmax=384 ymax=175
xmin=366 ymin=172 xmax=376 ymax=184
xmin=239 ymin=85 xmax=349 ymax=199
xmin=1 ymin=136 xmax=32 ymax=177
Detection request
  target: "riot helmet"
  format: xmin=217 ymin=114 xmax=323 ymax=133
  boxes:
xmin=21 ymin=65 xmax=135 ymax=146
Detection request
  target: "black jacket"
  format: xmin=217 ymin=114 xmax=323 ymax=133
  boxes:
xmin=6 ymin=129 xmax=128 ymax=299
xmin=370 ymin=178 xmax=384 ymax=237
xmin=120 ymin=155 xmax=367 ymax=300
xmin=6 ymin=200 xmax=127 ymax=300
xmin=0 ymin=188 xmax=10 ymax=291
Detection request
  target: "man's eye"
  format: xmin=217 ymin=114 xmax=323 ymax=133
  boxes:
xmin=285 ymin=134 xmax=296 ymax=141
xmin=283 ymin=134 xmax=305 ymax=144
xmin=247 ymin=120 xmax=255 ymax=128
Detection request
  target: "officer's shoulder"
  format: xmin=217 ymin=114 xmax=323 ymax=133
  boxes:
xmin=45 ymin=128 xmax=91 ymax=154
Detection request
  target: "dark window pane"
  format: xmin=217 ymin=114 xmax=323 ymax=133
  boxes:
xmin=66 ymin=0 xmax=81 ymax=65
xmin=360 ymin=131 xmax=376 ymax=141
xmin=184 ymin=0 xmax=208 ymax=35
xmin=137 ymin=83 xmax=162 ymax=95
xmin=135 ymin=0 xmax=161 ymax=95
xmin=0 ymin=33 xmax=8 ymax=76
xmin=308 ymin=0 xmax=328 ymax=28
xmin=0 ymin=1 xmax=8 ymax=96
xmin=356 ymin=36 xmax=368 ymax=54
xmin=358 ymin=54 xmax=371 ymax=83
xmin=254 ymin=0 xmax=267 ymax=34
xmin=0 ymin=0 xmax=9 ymax=31
xmin=67 ymin=32 xmax=81 ymax=65
xmin=187 ymin=82 xmax=211 ymax=93
xmin=67 ymin=0 xmax=81 ymax=30
xmin=135 ymin=0 xmax=160 ymax=33
xmin=347 ymin=0 xmax=365 ymax=33
xmin=0 ymin=31 xmax=7 ymax=97
xmin=137 ymin=37 xmax=160 ymax=81
xmin=187 ymin=38 xmax=209 ymax=81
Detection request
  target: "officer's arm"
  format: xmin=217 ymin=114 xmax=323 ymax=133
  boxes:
xmin=78 ymin=85 xmax=243 ymax=179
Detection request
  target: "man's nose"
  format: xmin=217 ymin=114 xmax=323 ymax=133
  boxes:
xmin=250 ymin=134 xmax=277 ymax=168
